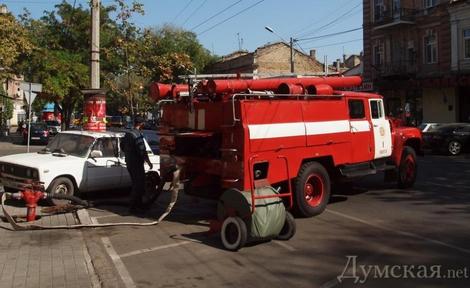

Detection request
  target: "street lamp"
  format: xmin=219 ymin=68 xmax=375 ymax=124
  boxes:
xmin=264 ymin=26 xmax=296 ymax=73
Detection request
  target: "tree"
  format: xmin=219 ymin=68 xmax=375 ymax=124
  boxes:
xmin=139 ymin=25 xmax=218 ymax=83
xmin=0 ymin=10 xmax=33 ymax=79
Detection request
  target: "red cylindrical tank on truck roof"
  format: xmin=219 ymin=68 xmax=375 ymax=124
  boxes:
xmin=149 ymin=83 xmax=172 ymax=101
xmin=207 ymin=76 xmax=362 ymax=94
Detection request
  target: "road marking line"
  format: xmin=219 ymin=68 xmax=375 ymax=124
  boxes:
xmin=326 ymin=209 xmax=470 ymax=255
xmin=101 ymin=237 xmax=136 ymax=288
xmin=272 ymin=240 xmax=297 ymax=251
xmin=82 ymin=242 xmax=101 ymax=288
xmin=119 ymin=241 xmax=193 ymax=258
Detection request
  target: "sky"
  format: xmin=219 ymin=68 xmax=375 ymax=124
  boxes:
xmin=3 ymin=0 xmax=363 ymax=64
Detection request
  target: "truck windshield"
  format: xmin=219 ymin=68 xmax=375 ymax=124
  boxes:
xmin=45 ymin=134 xmax=95 ymax=157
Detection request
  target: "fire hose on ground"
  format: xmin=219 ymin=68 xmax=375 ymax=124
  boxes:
xmin=0 ymin=169 xmax=181 ymax=231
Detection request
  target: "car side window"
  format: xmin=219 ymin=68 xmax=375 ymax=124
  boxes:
xmin=348 ymin=99 xmax=365 ymax=119
xmin=93 ymin=138 xmax=118 ymax=158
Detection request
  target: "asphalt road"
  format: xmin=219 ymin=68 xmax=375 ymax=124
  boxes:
xmin=84 ymin=152 xmax=470 ymax=288
xmin=1 ymin=138 xmax=469 ymax=288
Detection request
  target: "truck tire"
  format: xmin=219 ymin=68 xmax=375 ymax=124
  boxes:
xmin=397 ymin=146 xmax=417 ymax=189
xmin=447 ymin=140 xmax=462 ymax=156
xmin=47 ymin=177 xmax=75 ymax=206
xmin=276 ymin=211 xmax=296 ymax=241
xmin=294 ymin=162 xmax=331 ymax=217
xmin=221 ymin=216 xmax=248 ymax=251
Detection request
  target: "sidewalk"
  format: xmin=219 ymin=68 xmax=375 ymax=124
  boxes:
xmin=0 ymin=200 xmax=100 ymax=288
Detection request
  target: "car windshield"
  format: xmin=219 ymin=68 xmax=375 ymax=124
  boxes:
xmin=46 ymin=120 xmax=60 ymax=126
xmin=31 ymin=123 xmax=47 ymax=130
xmin=142 ymin=130 xmax=159 ymax=145
xmin=45 ymin=133 xmax=95 ymax=157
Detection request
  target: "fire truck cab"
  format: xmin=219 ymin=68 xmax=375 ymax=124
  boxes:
xmin=155 ymin=76 xmax=422 ymax=217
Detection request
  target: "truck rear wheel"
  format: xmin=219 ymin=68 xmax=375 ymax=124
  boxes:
xmin=294 ymin=162 xmax=331 ymax=217
xmin=397 ymin=146 xmax=417 ymax=189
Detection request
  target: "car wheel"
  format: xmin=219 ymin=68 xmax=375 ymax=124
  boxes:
xmin=142 ymin=172 xmax=162 ymax=207
xmin=448 ymin=140 xmax=462 ymax=156
xmin=294 ymin=162 xmax=331 ymax=217
xmin=397 ymin=146 xmax=417 ymax=189
xmin=47 ymin=177 xmax=75 ymax=206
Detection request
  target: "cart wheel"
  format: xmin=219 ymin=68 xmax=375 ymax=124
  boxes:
xmin=276 ymin=212 xmax=296 ymax=241
xmin=221 ymin=216 xmax=248 ymax=251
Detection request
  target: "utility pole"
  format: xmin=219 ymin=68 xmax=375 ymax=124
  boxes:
xmin=91 ymin=0 xmax=100 ymax=89
xmin=290 ymin=37 xmax=294 ymax=74
xmin=83 ymin=0 xmax=106 ymax=132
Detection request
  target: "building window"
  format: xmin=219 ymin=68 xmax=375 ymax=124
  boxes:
xmin=373 ymin=40 xmax=384 ymax=66
xmin=424 ymin=31 xmax=438 ymax=64
xmin=464 ymin=29 xmax=470 ymax=59
xmin=423 ymin=0 xmax=437 ymax=9
xmin=373 ymin=0 xmax=385 ymax=22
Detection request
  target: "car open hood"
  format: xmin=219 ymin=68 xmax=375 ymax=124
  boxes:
xmin=0 ymin=152 xmax=84 ymax=169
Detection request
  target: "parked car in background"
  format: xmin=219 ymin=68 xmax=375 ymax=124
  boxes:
xmin=142 ymin=129 xmax=159 ymax=154
xmin=423 ymin=123 xmax=470 ymax=155
xmin=45 ymin=120 xmax=61 ymax=135
xmin=0 ymin=130 xmax=161 ymax=205
xmin=418 ymin=122 xmax=442 ymax=133
xmin=22 ymin=122 xmax=49 ymax=145
xmin=106 ymin=116 xmax=124 ymax=128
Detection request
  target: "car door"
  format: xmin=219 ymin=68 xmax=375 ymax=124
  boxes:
xmin=369 ymin=99 xmax=392 ymax=159
xmin=86 ymin=137 xmax=123 ymax=191
xmin=118 ymin=136 xmax=132 ymax=187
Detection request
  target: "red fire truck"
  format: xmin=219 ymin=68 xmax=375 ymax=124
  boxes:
xmin=152 ymin=76 xmax=422 ymax=218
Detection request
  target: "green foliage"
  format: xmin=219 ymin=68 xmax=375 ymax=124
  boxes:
xmin=0 ymin=86 xmax=13 ymax=129
xmin=12 ymin=0 xmax=218 ymax=121
xmin=0 ymin=10 xmax=33 ymax=79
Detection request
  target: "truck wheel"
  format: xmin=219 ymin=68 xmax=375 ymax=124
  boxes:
xmin=295 ymin=162 xmax=331 ymax=217
xmin=398 ymin=146 xmax=417 ymax=189
xmin=448 ymin=140 xmax=462 ymax=156
xmin=221 ymin=216 xmax=248 ymax=251
xmin=276 ymin=211 xmax=296 ymax=241
xmin=47 ymin=177 xmax=75 ymax=206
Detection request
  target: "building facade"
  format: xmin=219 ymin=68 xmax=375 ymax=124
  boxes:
xmin=207 ymin=42 xmax=324 ymax=78
xmin=2 ymin=77 xmax=26 ymax=127
xmin=363 ymin=0 xmax=470 ymax=124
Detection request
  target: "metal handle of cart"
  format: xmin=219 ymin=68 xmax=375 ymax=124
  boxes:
xmin=247 ymin=155 xmax=293 ymax=214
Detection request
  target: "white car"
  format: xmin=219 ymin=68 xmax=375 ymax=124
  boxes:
xmin=0 ymin=130 xmax=160 ymax=202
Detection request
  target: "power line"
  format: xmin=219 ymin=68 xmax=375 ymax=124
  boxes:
xmin=190 ymin=0 xmax=242 ymax=31
xmin=290 ymin=0 xmax=351 ymax=37
xmin=298 ymin=2 xmax=362 ymax=38
xmin=171 ymin=0 xmax=194 ymax=23
xmin=181 ymin=0 xmax=208 ymax=27
xmin=298 ymin=27 xmax=363 ymax=44
xmin=308 ymin=38 xmax=363 ymax=49
xmin=197 ymin=0 xmax=265 ymax=36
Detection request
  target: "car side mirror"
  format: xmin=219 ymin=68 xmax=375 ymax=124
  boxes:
xmin=90 ymin=150 xmax=103 ymax=159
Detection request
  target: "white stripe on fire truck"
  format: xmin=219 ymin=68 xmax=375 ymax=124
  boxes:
xmin=248 ymin=120 xmax=370 ymax=139
xmin=349 ymin=120 xmax=370 ymax=132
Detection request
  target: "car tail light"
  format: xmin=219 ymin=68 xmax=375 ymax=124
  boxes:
xmin=43 ymin=131 xmax=49 ymax=137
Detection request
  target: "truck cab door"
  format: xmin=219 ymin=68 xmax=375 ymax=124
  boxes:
xmin=369 ymin=99 xmax=392 ymax=159
xmin=348 ymin=99 xmax=373 ymax=162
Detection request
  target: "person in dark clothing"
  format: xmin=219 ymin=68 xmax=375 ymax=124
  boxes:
xmin=120 ymin=116 xmax=153 ymax=213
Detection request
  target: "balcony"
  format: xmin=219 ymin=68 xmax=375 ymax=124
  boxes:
xmin=374 ymin=60 xmax=418 ymax=77
xmin=373 ymin=8 xmax=416 ymax=30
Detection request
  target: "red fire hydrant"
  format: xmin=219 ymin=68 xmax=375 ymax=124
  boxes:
xmin=9 ymin=182 xmax=47 ymax=222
